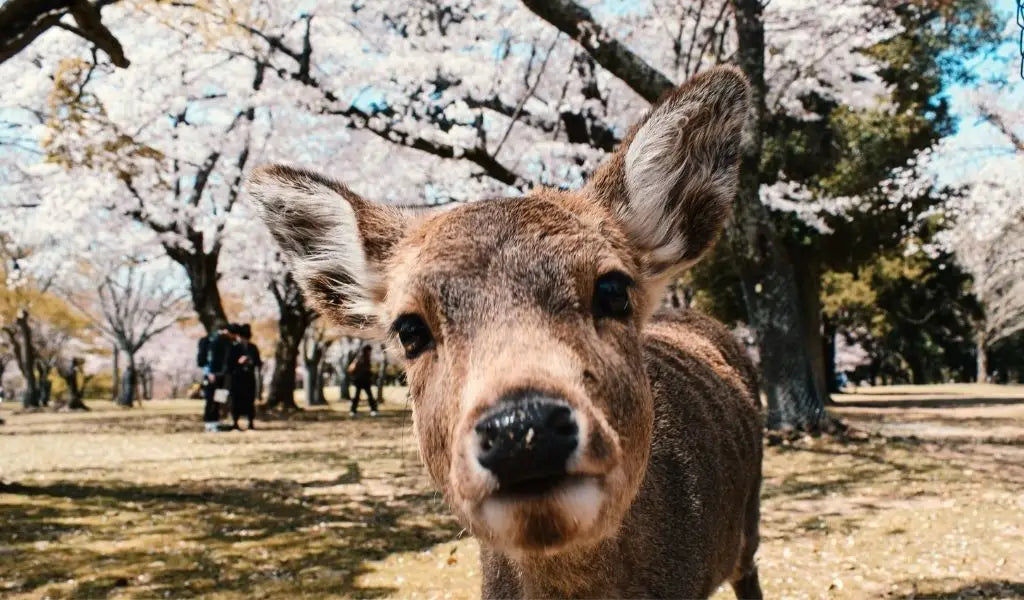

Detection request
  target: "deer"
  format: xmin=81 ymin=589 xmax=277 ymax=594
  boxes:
xmin=246 ymin=66 xmax=764 ymax=599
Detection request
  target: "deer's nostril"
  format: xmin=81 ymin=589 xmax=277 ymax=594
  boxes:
xmin=547 ymin=405 xmax=579 ymax=437
xmin=474 ymin=396 xmax=579 ymax=490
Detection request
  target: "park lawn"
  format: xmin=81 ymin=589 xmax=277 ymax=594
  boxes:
xmin=1 ymin=385 xmax=1022 ymax=599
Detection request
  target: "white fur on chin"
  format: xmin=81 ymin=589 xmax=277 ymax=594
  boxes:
xmin=477 ymin=477 xmax=605 ymax=552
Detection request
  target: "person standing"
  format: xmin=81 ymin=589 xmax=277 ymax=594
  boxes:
xmin=228 ymin=323 xmax=262 ymax=430
xmin=347 ymin=345 xmax=378 ymax=417
xmin=200 ymin=323 xmax=234 ymax=432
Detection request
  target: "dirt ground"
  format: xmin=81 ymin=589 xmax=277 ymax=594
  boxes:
xmin=1 ymin=384 xmax=1022 ymax=599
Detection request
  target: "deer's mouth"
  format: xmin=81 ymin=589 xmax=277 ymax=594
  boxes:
xmin=474 ymin=473 xmax=609 ymax=553
xmin=493 ymin=473 xmax=592 ymax=500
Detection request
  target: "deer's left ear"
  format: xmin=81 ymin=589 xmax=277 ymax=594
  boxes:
xmin=585 ymin=66 xmax=750 ymax=275
xmin=246 ymin=164 xmax=407 ymax=336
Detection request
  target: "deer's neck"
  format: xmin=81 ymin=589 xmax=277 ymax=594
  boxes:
xmin=486 ymin=537 xmax=626 ymax=598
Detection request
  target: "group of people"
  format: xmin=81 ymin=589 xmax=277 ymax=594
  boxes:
xmin=197 ymin=322 xmax=262 ymax=432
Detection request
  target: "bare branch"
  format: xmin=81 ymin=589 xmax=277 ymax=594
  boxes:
xmin=520 ymin=0 xmax=675 ymax=103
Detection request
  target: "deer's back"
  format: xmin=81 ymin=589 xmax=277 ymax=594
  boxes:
xmin=615 ymin=309 xmax=763 ymax=597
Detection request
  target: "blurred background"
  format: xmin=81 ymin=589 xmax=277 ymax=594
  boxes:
xmin=1 ymin=1 xmax=1022 ymax=598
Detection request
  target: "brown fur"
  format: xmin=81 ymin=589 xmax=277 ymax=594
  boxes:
xmin=246 ymin=66 xmax=764 ymax=599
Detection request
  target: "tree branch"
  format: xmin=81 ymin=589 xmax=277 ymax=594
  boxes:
xmin=520 ymin=0 xmax=675 ymax=103
xmin=978 ymin=104 xmax=1024 ymax=153
xmin=0 ymin=0 xmax=128 ymax=67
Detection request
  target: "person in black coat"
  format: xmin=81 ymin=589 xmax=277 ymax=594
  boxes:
xmin=201 ymin=323 xmax=234 ymax=432
xmin=227 ymin=323 xmax=262 ymax=430
xmin=347 ymin=345 xmax=378 ymax=416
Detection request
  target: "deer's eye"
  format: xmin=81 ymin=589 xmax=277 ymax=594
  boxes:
xmin=593 ymin=272 xmax=633 ymax=319
xmin=393 ymin=314 xmax=434 ymax=359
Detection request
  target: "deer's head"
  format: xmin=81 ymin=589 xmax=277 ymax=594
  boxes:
xmin=247 ymin=67 xmax=749 ymax=555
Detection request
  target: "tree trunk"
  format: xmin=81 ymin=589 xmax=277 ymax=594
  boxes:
xmin=119 ymin=355 xmax=136 ymax=407
xmin=312 ymin=340 xmax=333 ymax=406
xmin=141 ymin=364 xmax=153 ymax=400
xmin=376 ymin=344 xmax=388 ymax=403
xmin=58 ymin=358 xmax=88 ymax=410
xmin=339 ymin=346 xmax=356 ymax=401
xmin=975 ymin=332 xmax=987 ymax=384
xmin=168 ymin=246 xmax=229 ymax=334
xmin=793 ymin=255 xmax=828 ymax=403
xmin=9 ymin=310 xmax=41 ymax=408
xmin=111 ymin=343 xmax=119 ymax=403
xmin=728 ymin=0 xmax=828 ymax=433
xmin=266 ymin=273 xmax=313 ymax=411
xmin=268 ymin=333 xmax=301 ymax=410
xmin=303 ymin=338 xmax=328 ymax=406
xmin=36 ymin=362 xmax=51 ymax=407
xmin=824 ymin=315 xmax=838 ymax=395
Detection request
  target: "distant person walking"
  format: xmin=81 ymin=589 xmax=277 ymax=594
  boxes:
xmin=347 ymin=345 xmax=378 ymax=417
xmin=197 ymin=323 xmax=234 ymax=432
xmin=227 ymin=323 xmax=262 ymax=430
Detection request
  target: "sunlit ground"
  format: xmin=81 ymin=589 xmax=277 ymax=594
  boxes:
xmin=1 ymin=384 xmax=1022 ymax=599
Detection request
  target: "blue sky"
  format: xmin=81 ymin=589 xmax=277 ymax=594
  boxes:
xmin=931 ymin=0 xmax=1024 ymax=186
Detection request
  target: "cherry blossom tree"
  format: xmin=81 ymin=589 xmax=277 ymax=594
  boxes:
xmin=939 ymin=154 xmax=1024 ymax=381
xmin=0 ymin=0 xmax=1005 ymax=425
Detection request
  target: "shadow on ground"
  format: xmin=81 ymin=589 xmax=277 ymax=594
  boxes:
xmin=1 ymin=474 xmax=458 ymax=598
xmin=889 ymin=579 xmax=1024 ymax=599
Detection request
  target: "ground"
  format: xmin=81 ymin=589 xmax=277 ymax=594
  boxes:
xmin=1 ymin=384 xmax=1022 ymax=600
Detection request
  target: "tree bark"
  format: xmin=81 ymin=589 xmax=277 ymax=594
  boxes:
xmin=376 ymin=344 xmax=388 ymax=403
xmin=975 ymin=331 xmax=987 ymax=383
xmin=727 ymin=0 xmax=828 ymax=432
xmin=118 ymin=354 xmax=136 ymax=407
xmin=7 ymin=311 xmax=41 ymax=408
xmin=302 ymin=337 xmax=329 ymax=406
xmin=57 ymin=358 xmax=88 ymax=410
xmin=169 ymin=249 xmax=229 ymax=334
xmin=0 ymin=0 xmax=129 ymax=68
xmin=111 ymin=343 xmax=119 ymax=403
xmin=793 ymin=255 xmax=828 ymax=402
xmin=824 ymin=315 xmax=838 ymax=395
xmin=339 ymin=346 xmax=356 ymax=401
xmin=266 ymin=273 xmax=313 ymax=411
xmin=36 ymin=362 xmax=52 ymax=407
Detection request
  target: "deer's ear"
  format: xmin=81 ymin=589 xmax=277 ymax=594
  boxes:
xmin=585 ymin=66 xmax=749 ymax=275
xmin=246 ymin=165 xmax=407 ymax=335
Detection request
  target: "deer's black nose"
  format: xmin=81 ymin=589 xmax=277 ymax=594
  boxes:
xmin=474 ymin=394 xmax=579 ymax=491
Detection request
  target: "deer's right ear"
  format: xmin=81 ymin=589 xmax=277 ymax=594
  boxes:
xmin=246 ymin=164 xmax=407 ymax=335
xmin=585 ymin=66 xmax=749 ymax=276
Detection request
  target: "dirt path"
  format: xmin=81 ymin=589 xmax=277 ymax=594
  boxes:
xmin=1 ymin=385 xmax=1022 ymax=599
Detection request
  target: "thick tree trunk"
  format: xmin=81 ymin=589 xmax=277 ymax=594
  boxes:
xmin=793 ymin=256 xmax=828 ymax=403
xmin=975 ymin=332 xmax=987 ymax=384
xmin=303 ymin=339 xmax=328 ymax=406
xmin=268 ymin=333 xmax=301 ymax=410
xmin=266 ymin=273 xmax=313 ymax=411
xmin=9 ymin=311 xmax=41 ymax=409
xmin=118 ymin=355 xmax=136 ymax=407
xmin=57 ymin=358 xmax=88 ymax=410
xmin=729 ymin=0 xmax=828 ymax=433
xmin=36 ymin=362 xmax=52 ymax=407
xmin=167 ymin=247 xmax=229 ymax=334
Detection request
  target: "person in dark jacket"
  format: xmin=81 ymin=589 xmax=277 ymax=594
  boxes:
xmin=347 ymin=345 xmax=378 ymax=417
xmin=227 ymin=323 xmax=262 ymax=430
xmin=201 ymin=323 xmax=234 ymax=432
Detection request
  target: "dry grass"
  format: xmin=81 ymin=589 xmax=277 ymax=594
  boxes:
xmin=1 ymin=384 xmax=1023 ymax=599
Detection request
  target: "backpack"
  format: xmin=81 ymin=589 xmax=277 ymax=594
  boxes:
xmin=197 ymin=335 xmax=211 ymax=368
